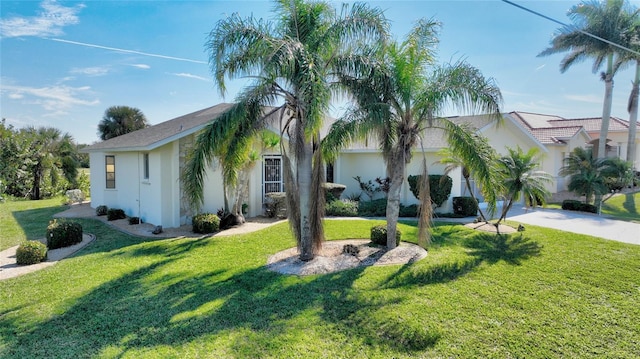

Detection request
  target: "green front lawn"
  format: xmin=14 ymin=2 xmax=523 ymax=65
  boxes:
xmin=0 ymin=197 xmax=68 ymax=251
xmin=601 ymin=191 xmax=640 ymax=223
xmin=0 ymin=203 xmax=639 ymax=358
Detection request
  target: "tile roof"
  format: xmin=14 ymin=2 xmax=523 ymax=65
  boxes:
xmin=508 ymin=111 xmax=597 ymax=144
xmin=548 ymin=117 xmax=629 ymax=132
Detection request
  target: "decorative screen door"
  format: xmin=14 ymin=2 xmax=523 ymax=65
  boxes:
xmin=263 ymin=155 xmax=283 ymax=201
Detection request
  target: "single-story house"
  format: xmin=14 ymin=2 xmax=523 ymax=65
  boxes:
xmin=83 ymin=105 xmax=639 ymax=229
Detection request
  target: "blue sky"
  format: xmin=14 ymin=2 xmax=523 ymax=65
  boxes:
xmin=1 ymin=0 xmax=639 ymax=144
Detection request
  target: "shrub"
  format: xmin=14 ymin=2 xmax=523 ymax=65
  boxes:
xmin=399 ymin=204 xmax=418 ymax=217
xmin=192 ymin=213 xmax=220 ymax=234
xmin=407 ymin=174 xmax=453 ymax=207
xmin=358 ymin=198 xmax=387 ymax=217
xmin=562 ymin=200 xmax=598 ymax=214
xmin=370 ymin=224 xmax=401 ymax=246
xmin=16 ymin=240 xmax=47 ymax=265
xmin=128 ymin=217 xmax=140 ymax=225
xmin=579 ymin=203 xmax=598 ymax=214
xmin=46 ymin=219 xmax=83 ymax=249
xmin=96 ymin=205 xmax=108 ymax=216
xmin=264 ymin=192 xmax=287 ymax=218
xmin=107 ymin=208 xmax=126 ymax=221
xmin=325 ymin=199 xmax=358 ymax=216
xmin=452 ymin=197 xmax=478 ymax=217
xmin=322 ymin=182 xmax=346 ymax=201
xmin=562 ymin=200 xmax=582 ymax=211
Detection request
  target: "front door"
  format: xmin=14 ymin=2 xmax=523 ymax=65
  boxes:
xmin=263 ymin=155 xmax=283 ymax=201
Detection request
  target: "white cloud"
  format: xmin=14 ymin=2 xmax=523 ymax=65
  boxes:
xmin=565 ymin=94 xmax=602 ymax=104
xmin=169 ymin=72 xmax=210 ymax=82
xmin=1 ymin=83 xmax=99 ymax=112
xmin=70 ymin=66 xmax=110 ymax=77
xmin=0 ymin=0 xmax=84 ymax=38
xmin=130 ymin=64 xmax=151 ymax=69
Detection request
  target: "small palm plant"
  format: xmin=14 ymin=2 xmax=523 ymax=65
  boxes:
xmin=495 ymin=146 xmax=552 ymax=224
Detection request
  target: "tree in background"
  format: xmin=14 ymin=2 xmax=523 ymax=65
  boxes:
xmin=495 ymin=146 xmax=552 ymax=225
xmin=184 ymin=0 xmax=388 ymax=261
xmin=539 ymin=0 xmax=637 ymax=160
xmin=323 ymin=20 xmax=502 ymax=249
xmin=0 ymin=120 xmax=81 ymax=200
xmin=98 ymin=106 xmax=149 ymax=141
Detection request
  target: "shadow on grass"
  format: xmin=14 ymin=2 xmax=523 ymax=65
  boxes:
xmin=622 ymin=193 xmax=638 ymax=217
xmin=0 ymin=242 xmax=440 ymax=358
xmin=11 ymin=205 xmax=68 ymax=240
xmin=381 ymin=230 xmax=542 ymax=290
xmin=464 ymin=233 xmax=542 ymax=265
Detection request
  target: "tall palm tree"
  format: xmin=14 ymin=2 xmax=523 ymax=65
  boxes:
xmin=495 ymin=146 xmax=552 ymax=224
xmin=183 ymin=0 xmax=388 ymax=261
xmin=437 ymin=128 xmax=499 ymax=222
xmin=323 ymin=20 xmax=502 ymax=249
xmin=98 ymin=106 xmax=149 ymax=141
xmin=617 ymin=13 xmax=640 ymax=168
xmin=559 ymin=147 xmax=611 ymax=204
xmin=539 ymin=0 xmax=635 ymax=160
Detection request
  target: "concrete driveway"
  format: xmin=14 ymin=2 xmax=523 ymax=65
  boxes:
xmin=507 ymin=207 xmax=640 ymax=246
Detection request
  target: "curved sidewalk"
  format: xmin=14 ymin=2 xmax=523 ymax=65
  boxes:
xmin=507 ymin=207 xmax=640 ymax=246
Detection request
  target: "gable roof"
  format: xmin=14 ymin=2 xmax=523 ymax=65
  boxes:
xmin=83 ymin=103 xmax=234 ymax=152
xmin=509 ymin=111 xmax=592 ymax=145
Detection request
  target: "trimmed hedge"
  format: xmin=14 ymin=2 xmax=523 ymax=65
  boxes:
xmin=370 ymin=224 xmax=401 ymax=247
xmin=407 ymin=174 xmax=452 ymax=208
xmin=128 ymin=217 xmax=140 ymax=225
xmin=452 ymin=197 xmax=478 ymax=217
xmin=46 ymin=219 xmax=83 ymax=249
xmin=192 ymin=213 xmax=220 ymax=234
xmin=325 ymin=199 xmax=358 ymax=217
xmin=16 ymin=240 xmax=48 ymax=265
xmin=562 ymin=200 xmax=597 ymax=214
xmin=107 ymin=208 xmax=126 ymax=221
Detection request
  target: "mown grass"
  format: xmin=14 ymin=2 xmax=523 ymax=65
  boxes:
xmin=601 ymin=191 xmax=640 ymax=223
xmin=0 ymin=202 xmax=639 ymax=358
xmin=0 ymin=197 xmax=67 ymax=251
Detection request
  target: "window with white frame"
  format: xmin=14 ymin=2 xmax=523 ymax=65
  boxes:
xmin=105 ymin=155 xmax=115 ymax=189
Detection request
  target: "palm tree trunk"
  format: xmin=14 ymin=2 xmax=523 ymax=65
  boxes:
xmin=626 ymin=61 xmax=639 ymax=168
xmin=298 ymin=140 xmax=314 ymax=261
xmin=597 ymin=57 xmax=614 ymax=160
xmin=385 ymin=149 xmax=405 ymax=250
xmin=464 ymin=176 xmax=487 ymax=221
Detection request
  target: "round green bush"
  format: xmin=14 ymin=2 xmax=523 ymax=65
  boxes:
xmin=325 ymin=199 xmax=358 ymax=216
xmin=192 ymin=213 xmax=220 ymax=234
xmin=370 ymin=224 xmax=401 ymax=246
xmin=47 ymin=219 xmax=83 ymax=249
xmin=16 ymin=240 xmax=48 ymax=265
xmin=96 ymin=205 xmax=108 ymax=216
xmin=107 ymin=208 xmax=126 ymax=221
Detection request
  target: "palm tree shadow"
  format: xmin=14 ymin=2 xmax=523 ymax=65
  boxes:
xmin=464 ymin=233 xmax=542 ymax=265
xmin=622 ymin=193 xmax=638 ymax=217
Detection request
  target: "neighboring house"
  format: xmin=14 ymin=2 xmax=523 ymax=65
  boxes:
xmin=83 ymin=105 xmax=639 ymax=229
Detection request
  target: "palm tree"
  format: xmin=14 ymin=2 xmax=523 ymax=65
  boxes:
xmin=323 ymin=20 xmax=502 ymax=249
xmin=98 ymin=106 xmax=149 ymax=141
xmin=495 ymin=147 xmax=552 ymax=224
xmin=183 ymin=0 xmax=388 ymax=261
xmin=539 ymin=0 xmax=636 ymax=161
xmin=617 ymin=12 xmax=640 ymax=167
xmin=437 ymin=128 xmax=499 ymax=222
xmin=559 ymin=147 xmax=611 ymax=204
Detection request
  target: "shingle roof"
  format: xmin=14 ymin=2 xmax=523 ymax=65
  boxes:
xmin=83 ymin=103 xmax=235 ymax=152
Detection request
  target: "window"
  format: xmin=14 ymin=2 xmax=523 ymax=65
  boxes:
xmin=105 ymin=155 xmax=115 ymax=189
xmin=143 ymin=153 xmax=149 ymax=180
xmin=326 ymin=163 xmax=334 ymax=183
